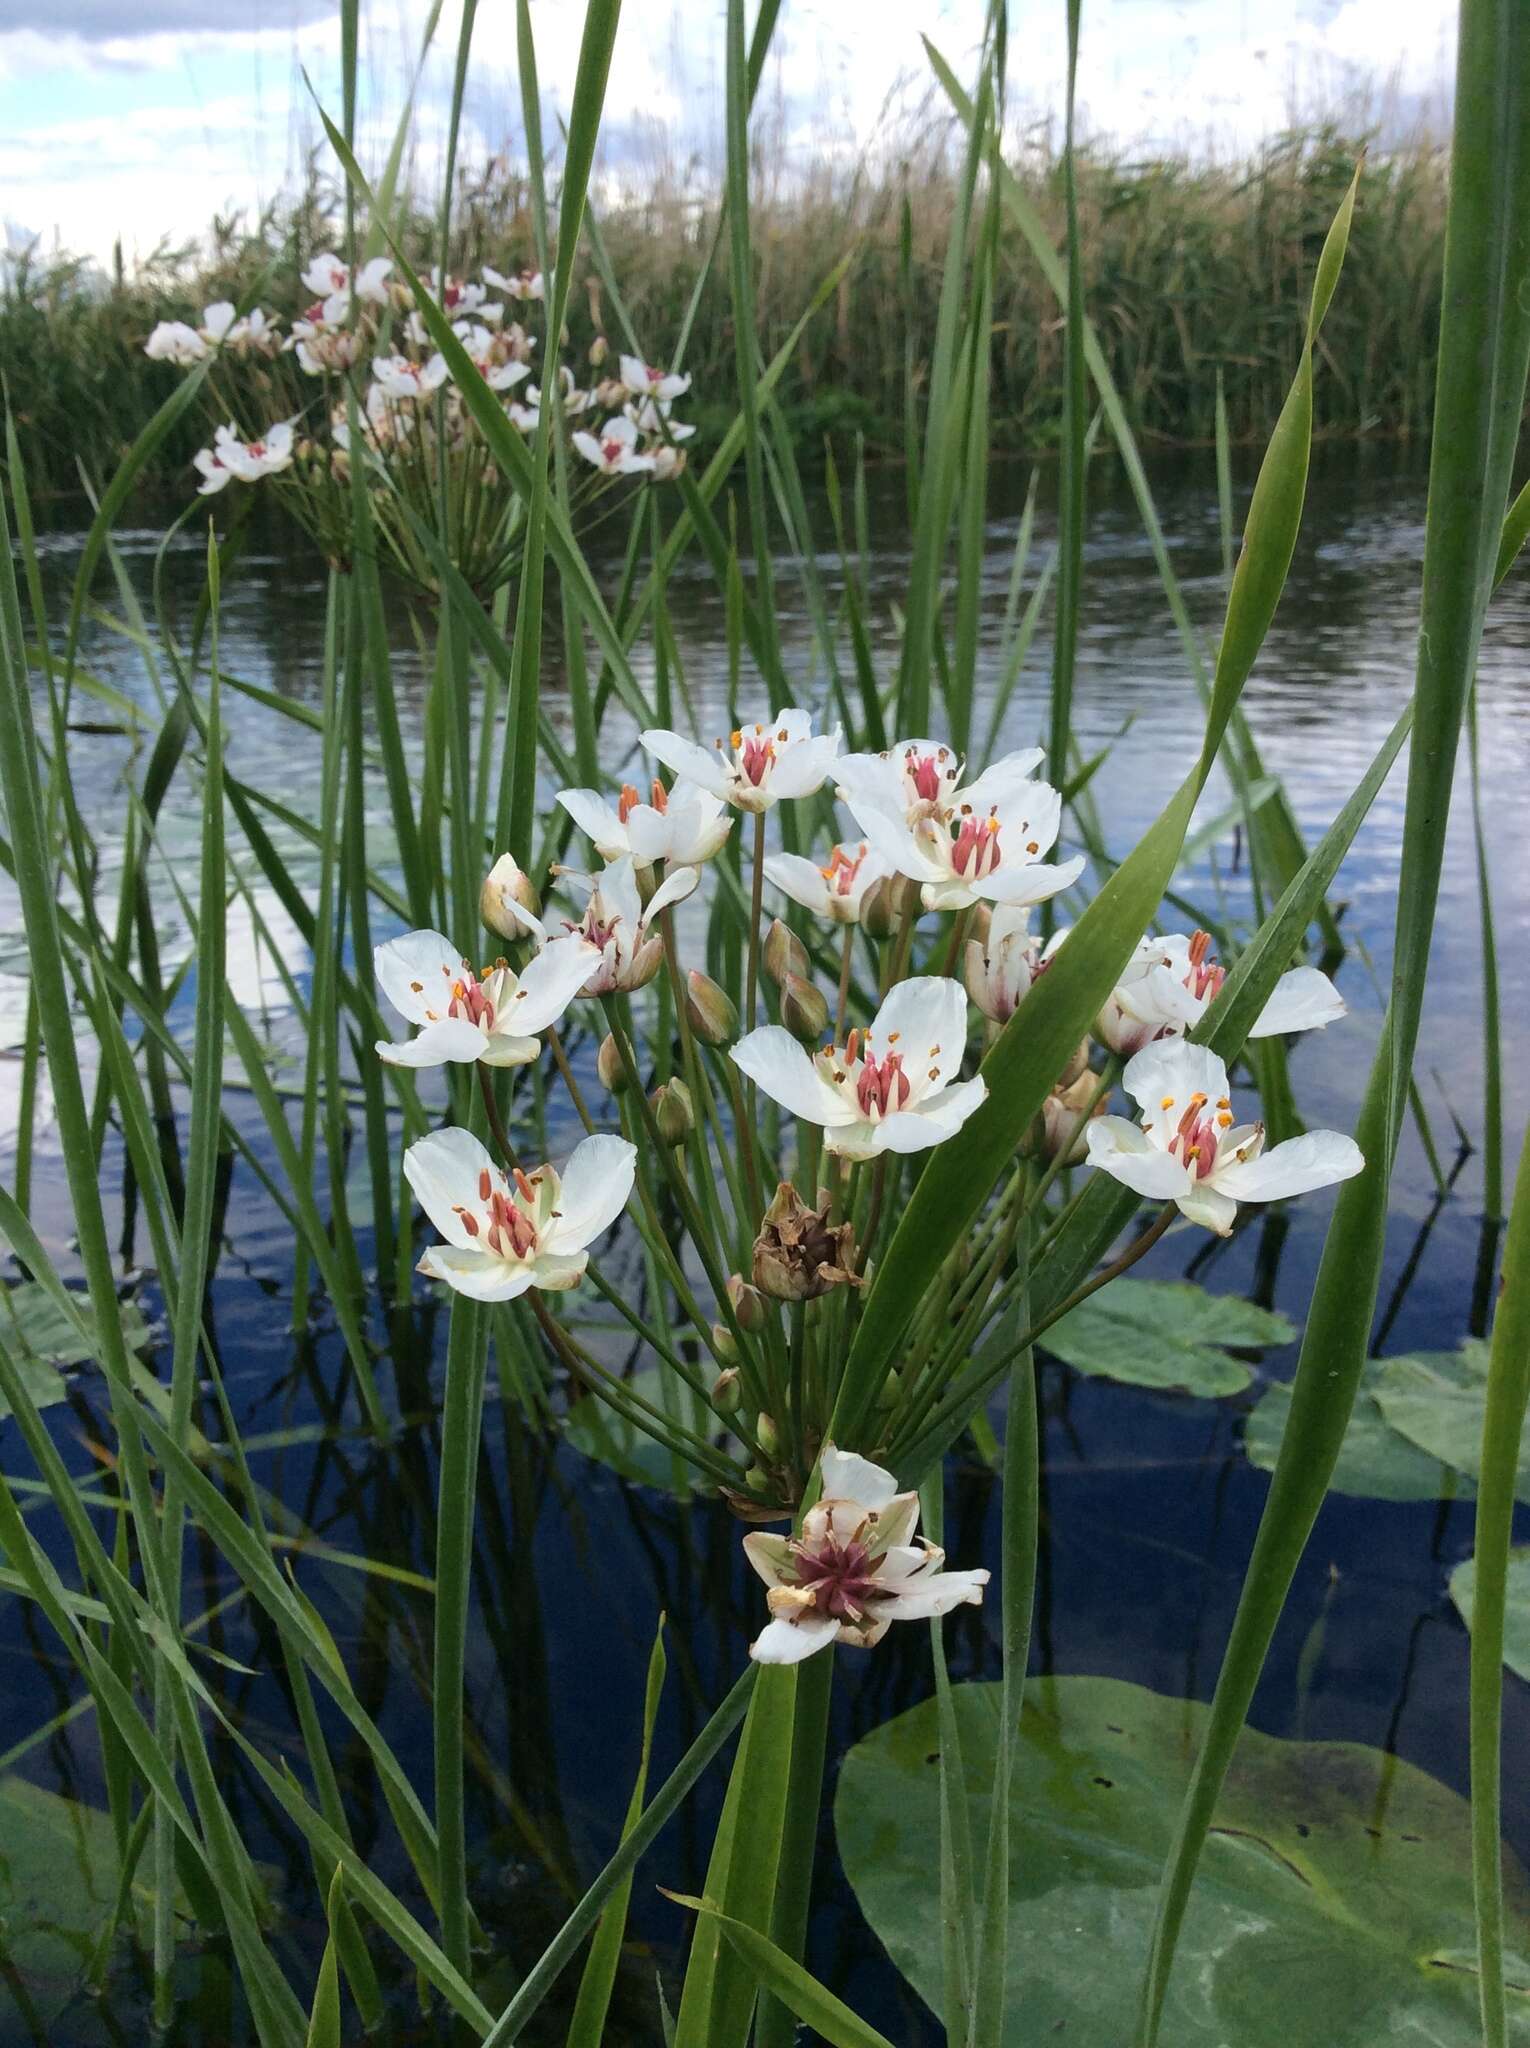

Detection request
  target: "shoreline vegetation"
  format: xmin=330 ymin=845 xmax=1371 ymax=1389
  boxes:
xmin=4 ymin=118 xmax=1448 ymax=500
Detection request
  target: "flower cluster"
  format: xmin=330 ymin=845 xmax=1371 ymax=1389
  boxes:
xmin=144 ymin=261 xmax=695 ymax=595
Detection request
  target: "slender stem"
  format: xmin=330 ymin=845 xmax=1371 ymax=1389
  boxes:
xmin=477 ymin=1062 xmax=521 ymax=1171
xmin=546 ymin=1025 xmax=595 ymax=1134
xmin=883 ymin=891 xmax=919 ymax=995
xmin=858 ymin=1157 xmax=888 ymax=1275
xmin=834 ymin=923 xmax=855 ymax=1040
xmin=1038 ymin=1201 xmax=1175 ymax=1332
xmin=939 ymin=905 xmax=971 ymax=978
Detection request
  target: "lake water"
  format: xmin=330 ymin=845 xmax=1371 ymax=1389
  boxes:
xmin=4 ymin=443 xmax=1529 ymax=2042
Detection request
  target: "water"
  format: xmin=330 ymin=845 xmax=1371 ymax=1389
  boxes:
xmin=3 ymin=444 xmax=1528 ymax=2043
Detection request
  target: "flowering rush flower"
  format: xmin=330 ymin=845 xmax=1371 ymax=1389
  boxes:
xmin=1085 ymin=1039 xmax=1363 ymax=1236
xmin=619 ymin=353 xmax=691 ymax=402
xmin=373 ymin=928 xmax=597 ymax=1068
xmin=554 ymin=855 xmax=696 ymax=994
xmin=965 ymin=904 xmax=1065 ymax=1023
xmin=372 ymin=352 xmax=450 ymax=400
xmin=732 ymin=975 xmax=986 ymax=1161
xmin=483 ymin=264 xmax=545 ymax=302
xmin=193 ymin=422 xmax=294 ymax=496
xmin=641 ymin=710 xmax=842 ymax=814
xmin=843 ymin=768 xmax=1083 ymax=914
xmin=836 ymin=737 xmax=1044 ymax=826
xmin=764 ymin=841 xmax=893 ymax=926
xmin=744 ymin=1446 xmax=988 ymax=1662
xmin=556 ymin=779 xmax=731 ymax=869
xmin=301 ymin=252 xmax=392 ymax=324
xmin=145 ymin=320 xmax=208 ymax=365
xmin=406 ymin=1127 xmax=636 ymax=1302
xmin=1094 ymin=929 xmax=1346 ymax=1055
xmin=571 ymin=415 xmax=656 ymax=476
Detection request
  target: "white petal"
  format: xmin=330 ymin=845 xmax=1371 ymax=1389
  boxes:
xmin=879 ymin=1567 xmax=990 ymax=1621
xmin=508 ymin=934 xmax=600 ymax=1035
xmin=376 ymin=1017 xmax=488 ymax=1067
xmin=870 ymin=976 xmax=969 ymax=1095
xmin=875 ymin=1541 xmax=943 ymax=1584
xmin=1121 ymin=1039 xmax=1231 ymax=1116
xmin=644 ymin=864 xmax=699 ymax=921
xmin=1212 ymin=1130 xmax=1364 ymax=1202
xmin=621 ymin=804 xmax=675 ymax=863
xmin=834 ymin=753 xmax=907 ymax=815
xmin=731 ymin=1028 xmax=854 ymax=1126
xmin=405 ymin=1126 xmax=501 ymax=1245
xmin=419 ymin=1245 xmax=533 ymax=1301
xmin=742 ymin=1532 xmax=795 ymax=1587
xmin=767 ymin=731 xmax=841 ymax=799
xmin=478 ymin=1031 xmax=542 ymax=1067
xmin=764 ymin=853 xmax=832 ymax=918
xmin=1085 ymin=1117 xmax=1194 ymax=1198
xmin=526 ymin=1251 xmax=589 ymax=1292
xmin=1249 ymin=966 xmax=1347 ymax=1038
xmin=979 ymin=855 xmax=1086 ymax=907
xmin=867 ymin=1493 xmax=921 ymax=1553
xmin=957 ymin=747 xmax=1045 ymax=813
xmin=557 ymin=787 xmax=629 ymax=858
xmin=819 ymin=1445 xmax=900 ymax=1510
xmin=375 ymin=929 xmax=464 ymax=1024
xmin=1175 ymin=1184 xmax=1239 ymax=1236
xmin=641 ymin=728 xmax=731 ymax=798
xmin=750 ymin=1613 xmax=842 ymax=1664
xmin=875 ymin=1074 xmax=988 ymax=1154
xmin=544 ymin=1133 xmax=638 ymax=1253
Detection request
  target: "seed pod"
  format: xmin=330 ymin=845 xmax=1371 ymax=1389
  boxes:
xmin=651 ymin=1076 xmax=695 ymax=1146
xmin=727 ymin=1273 xmax=768 ymax=1332
xmin=686 ymin=969 xmax=739 ymax=1046
xmin=763 ymin=918 xmax=810 ymax=986
xmin=780 ymin=972 xmax=829 ymax=1046
xmin=597 ymin=1032 xmax=628 ymax=1095
xmin=752 ymin=1181 xmax=860 ymax=1301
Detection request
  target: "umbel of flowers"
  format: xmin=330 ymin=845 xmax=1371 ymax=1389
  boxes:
xmin=371 ymin=712 xmax=1363 ymax=1665
xmin=144 ymin=261 xmax=695 ymax=599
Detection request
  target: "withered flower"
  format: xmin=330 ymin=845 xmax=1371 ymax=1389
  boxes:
xmin=751 ymin=1182 xmax=861 ymax=1301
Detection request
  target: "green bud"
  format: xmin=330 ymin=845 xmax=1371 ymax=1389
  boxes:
xmin=745 ymin=1462 xmax=774 ymax=1495
xmin=763 ymin=917 xmax=810 ymax=986
xmin=597 ymin=1032 xmax=628 ymax=1095
xmin=686 ymin=968 xmax=739 ymax=1046
xmin=858 ymin=872 xmax=898 ymax=939
xmin=713 ymin=1321 xmax=739 ymax=1363
xmin=711 ymin=1366 xmax=742 ymax=1414
xmin=651 ymin=1076 xmax=694 ymax=1146
xmin=875 ymin=1367 xmax=902 ymax=1411
xmin=756 ymin=1412 xmax=781 ymax=1458
xmin=727 ymin=1273 xmax=768 ymax=1332
xmin=780 ymin=972 xmax=830 ymax=1045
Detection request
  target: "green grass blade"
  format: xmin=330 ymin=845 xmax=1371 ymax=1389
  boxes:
xmin=666 ymin=1896 xmax=896 ymax=2048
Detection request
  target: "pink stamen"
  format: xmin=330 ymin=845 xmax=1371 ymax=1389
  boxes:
xmin=855 ymin=1050 xmax=911 ymax=1119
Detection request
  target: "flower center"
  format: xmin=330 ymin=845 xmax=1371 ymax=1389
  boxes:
xmin=951 ymin=809 xmax=1002 ymax=878
xmin=1165 ymin=1091 xmax=1233 ymax=1177
xmin=455 ymin=1164 xmax=541 ymax=1260
xmin=1184 ymin=929 xmax=1226 ymax=1002
xmin=444 ymin=967 xmax=496 ymax=1032
xmin=822 ymin=842 xmax=869 ymax=897
xmin=904 ymin=746 xmax=954 ymax=805
xmin=855 ymin=1048 xmax=911 ymax=1119
xmin=784 ymin=1536 xmax=882 ymax=1621
xmin=729 ymin=726 xmax=781 ymax=786
xmin=601 ymin=436 xmax=624 ymax=464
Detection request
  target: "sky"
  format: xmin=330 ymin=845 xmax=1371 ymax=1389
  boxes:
xmin=0 ymin=0 xmax=1458 ymax=268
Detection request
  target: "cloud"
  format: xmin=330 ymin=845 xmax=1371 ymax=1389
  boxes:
xmin=8 ymin=0 xmax=331 ymax=38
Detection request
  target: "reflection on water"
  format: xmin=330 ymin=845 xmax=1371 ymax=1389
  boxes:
xmin=3 ymin=444 xmax=1529 ymax=2043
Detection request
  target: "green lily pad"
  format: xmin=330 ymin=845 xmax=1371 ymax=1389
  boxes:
xmin=0 ymin=1283 xmax=152 ymax=1423
xmin=836 ymin=1675 xmax=1530 ymax=2044
xmin=563 ymin=1366 xmax=712 ymax=1494
xmin=1244 ymin=1355 xmax=1473 ymax=1502
xmin=0 ymin=1774 xmax=157 ymax=2031
xmin=1375 ymin=1342 xmax=1530 ymax=1502
xmin=1449 ymin=1550 xmax=1530 ymax=1684
xmin=1040 ymin=1278 xmax=1293 ymax=1396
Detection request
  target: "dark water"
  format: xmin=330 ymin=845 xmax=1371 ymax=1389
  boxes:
xmin=4 ymin=443 xmax=1529 ymax=2042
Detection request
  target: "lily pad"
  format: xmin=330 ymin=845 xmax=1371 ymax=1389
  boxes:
xmin=1244 ymin=1355 xmax=1473 ymax=1502
xmin=836 ymin=1675 xmax=1530 ymax=2044
xmin=1040 ymin=1278 xmax=1292 ymax=1396
xmin=0 ymin=1774 xmax=156 ymax=2031
xmin=1449 ymin=1550 xmax=1530 ymax=1684
xmin=0 ymin=1283 xmax=152 ymax=1423
xmin=1375 ymin=1342 xmax=1530 ymax=1503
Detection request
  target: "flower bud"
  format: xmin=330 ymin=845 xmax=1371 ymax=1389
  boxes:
xmin=651 ymin=1076 xmax=694 ymax=1146
xmin=875 ymin=1367 xmax=902 ymax=1411
xmin=652 ymin=446 xmax=688 ymax=482
xmin=597 ymin=1032 xmax=628 ymax=1095
xmin=624 ymin=935 xmax=665 ymax=992
xmin=752 ymin=1182 xmax=860 ymax=1302
xmin=686 ymin=969 xmax=739 ymax=1046
xmin=481 ymin=852 xmax=542 ymax=941
xmin=756 ymin=1412 xmax=781 ymax=1458
xmin=763 ymin=918 xmax=810 ymax=987
xmin=858 ymin=874 xmax=899 ymax=939
xmin=1024 ymin=1067 xmax=1106 ymax=1165
xmin=1057 ymin=1038 xmax=1091 ymax=1090
xmin=779 ymin=973 xmax=829 ymax=1046
xmin=711 ymin=1366 xmax=742 ymax=1414
xmin=744 ymin=1462 xmax=774 ymax=1495
xmin=727 ymin=1273 xmax=768 ymax=1332
xmin=713 ymin=1321 xmax=739 ymax=1363
xmin=588 ymin=334 xmax=609 ymax=367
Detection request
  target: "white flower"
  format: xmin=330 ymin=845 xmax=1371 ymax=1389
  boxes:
xmin=1084 ymin=1038 xmax=1364 ymax=1236
xmin=145 ymin=321 xmax=207 ymax=365
xmin=192 ymin=422 xmax=294 ymax=496
xmin=556 ymin=779 xmax=731 ymax=870
xmin=301 ymin=252 xmax=349 ymax=299
xmin=373 ymin=927 xmax=598 ymax=1068
xmin=965 ymin=905 xmax=1065 ymax=1024
xmin=303 ymin=253 xmax=392 ymax=324
xmin=641 ymin=709 xmax=842 ymax=815
xmin=836 ymin=738 xmax=1043 ymax=827
xmin=571 ymin=415 xmax=656 ymax=476
xmin=505 ymin=400 xmax=541 ymax=433
xmin=483 ymin=264 xmax=545 ymax=302
xmin=553 ymin=856 xmax=692 ymax=995
xmin=744 ymin=1445 xmax=988 ymax=1662
xmin=1094 ymin=929 xmax=1346 ymax=1056
xmin=407 ymin=1127 xmax=636 ymax=1302
xmin=619 ymin=353 xmax=691 ymax=402
xmin=450 ymin=320 xmax=530 ymax=391
xmin=625 ymin=395 xmax=695 ymax=441
xmin=372 ymin=352 xmax=450 ymax=399
xmin=764 ymin=841 xmax=892 ymax=926
xmin=290 ymin=320 xmax=360 ymax=375
xmin=480 ymin=853 xmax=544 ymax=941
xmin=731 ymin=976 xmax=986 ymax=1162
xmin=431 ymin=268 xmax=487 ymax=316
xmin=198 ymin=301 xmax=239 ymax=344
xmin=844 ymin=772 xmax=1083 ymax=914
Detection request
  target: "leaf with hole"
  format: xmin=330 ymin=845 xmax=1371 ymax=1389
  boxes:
xmin=1040 ymin=1278 xmax=1292 ymax=1396
xmin=836 ymin=1675 xmax=1530 ymax=2044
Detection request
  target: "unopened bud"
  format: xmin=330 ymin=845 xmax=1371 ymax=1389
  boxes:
xmin=752 ymin=1182 xmax=860 ymax=1302
xmin=780 ymin=973 xmax=829 ymax=1045
xmin=875 ymin=1367 xmax=902 ymax=1411
xmin=652 ymin=445 xmax=687 ymax=482
xmin=713 ymin=1321 xmax=739 ymax=1363
xmin=624 ymin=935 xmax=665 ymax=992
xmin=744 ymin=1462 xmax=774 ymax=1496
xmin=763 ymin=918 xmax=810 ymax=986
xmin=1024 ymin=1067 xmax=1106 ymax=1165
xmin=651 ymin=1076 xmax=694 ymax=1146
xmin=727 ymin=1274 xmax=768 ymax=1332
xmin=756 ymin=1412 xmax=781 ymax=1458
xmin=686 ymin=969 xmax=739 ymax=1046
xmin=597 ymin=1032 xmax=628 ymax=1094
xmin=858 ymin=874 xmax=898 ymax=939
xmin=588 ymin=334 xmax=609 ymax=366
xmin=1057 ymin=1038 xmax=1091 ymax=1089
xmin=711 ymin=1366 xmax=742 ymax=1414
xmin=481 ymin=853 xmax=542 ymax=940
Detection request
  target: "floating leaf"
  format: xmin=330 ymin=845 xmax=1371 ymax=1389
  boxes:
xmin=1040 ymin=1278 xmax=1292 ymax=1396
xmin=836 ymin=1675 xmax=1530 ymax=2044
xmin=0 ymin=1283 xmax=152 ymax=1423
xmin=1375 ymin=1342 xmax=1530 ymax=1503
xmin=1244 ymin=1355 xmax=1473 ymax=1502
xmin=1449 ymin=1550 xmax=1530 ymax=1684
